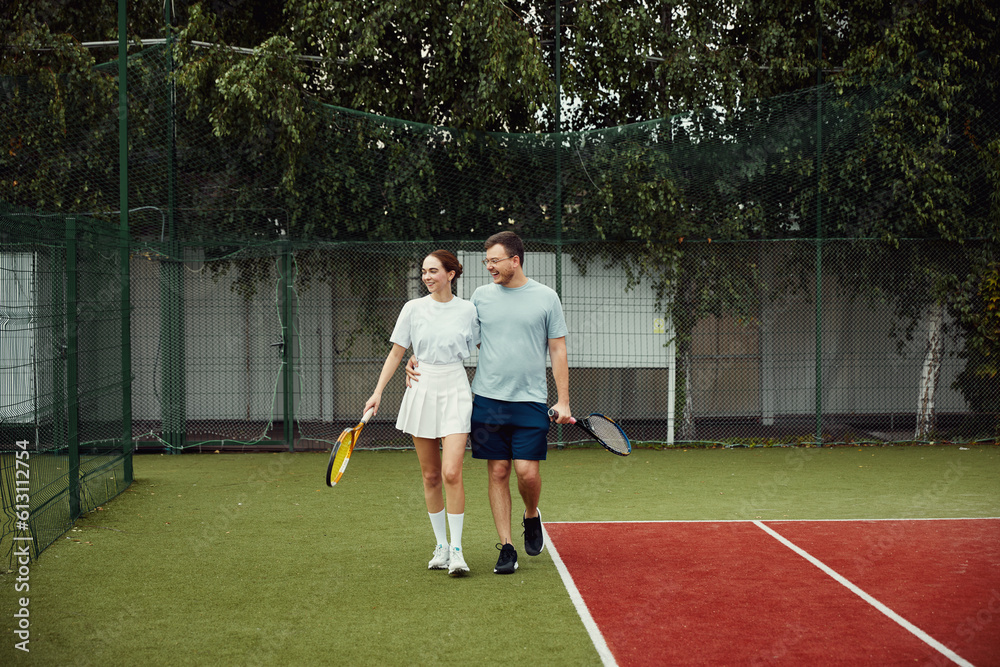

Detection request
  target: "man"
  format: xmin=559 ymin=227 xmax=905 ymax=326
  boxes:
xmin=409 ymin=230 xmax=572 ymax=574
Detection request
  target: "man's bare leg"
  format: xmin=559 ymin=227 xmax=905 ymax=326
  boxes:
xmin=487 ymin=459 xmax=513 ymax=544
xmin=514 ymin=459 xmax=540 ymax=519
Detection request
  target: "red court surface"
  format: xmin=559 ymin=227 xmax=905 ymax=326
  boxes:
xmin=544 ymin=519 xmax=1000 ymax=666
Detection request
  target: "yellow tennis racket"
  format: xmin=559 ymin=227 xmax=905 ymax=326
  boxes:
xmin=326 ymin=408 xmax=374 ymax=487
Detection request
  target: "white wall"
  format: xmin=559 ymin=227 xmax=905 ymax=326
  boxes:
xmin=456 ymin=251 xmax=675 ymax=370
xmin=0 ymin=252 xmax=35 ymax=423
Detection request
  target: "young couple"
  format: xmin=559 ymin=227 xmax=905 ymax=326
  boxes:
xmin=364 ymin=231 xmax=572 ymax=577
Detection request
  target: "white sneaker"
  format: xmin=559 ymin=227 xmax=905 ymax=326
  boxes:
xmin=448 ymin=546 xmax=469 ymax=577
xmin=428 ymin=544 xmax=450 ymax=570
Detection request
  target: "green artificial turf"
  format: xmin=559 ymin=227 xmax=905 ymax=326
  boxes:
xmin=2 ymin=445 xmax=998 ymax=665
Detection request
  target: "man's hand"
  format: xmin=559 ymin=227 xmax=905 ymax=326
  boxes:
xmin=547 ymin=338 xmax=571 ymax=424
xmin=549 ymin=402 xmax=573 ymax=424
xmin=403 ymin=356 xmax=420 ymax=388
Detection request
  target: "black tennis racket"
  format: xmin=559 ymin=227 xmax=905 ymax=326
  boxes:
xmin=548 ymin=409 xmax=631 ymax=456
xmin=326 ymin=408 xmax=374 ymax=487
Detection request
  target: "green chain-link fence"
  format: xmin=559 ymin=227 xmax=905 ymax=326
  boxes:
xmin=2 ymin=44 xmax=997 ymax=565
xmin=122 ymin=236 xmax=993 ymax=452
xmin=1 ymin=207 xmax=132 ymax=566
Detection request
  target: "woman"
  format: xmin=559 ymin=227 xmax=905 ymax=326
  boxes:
xmin=364 ymin=250 xmax=479 ymax=577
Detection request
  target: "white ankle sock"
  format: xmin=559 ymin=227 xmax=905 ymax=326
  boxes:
xmin=448 ymin=512 xmax=464 ymax=550
xmin=429 ymin=509 xmax=447 ymax=546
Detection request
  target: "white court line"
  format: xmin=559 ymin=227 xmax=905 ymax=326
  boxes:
xmin=542 ymin=524 xmax=618 ymax=667
xmin=753 ymin=520 xmax=975 ymax=667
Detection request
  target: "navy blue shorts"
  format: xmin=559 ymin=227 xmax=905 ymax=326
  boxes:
xmin=470 ymin=395 xmax=549 ymax=461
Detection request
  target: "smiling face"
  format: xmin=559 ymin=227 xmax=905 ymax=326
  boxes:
xmin=484 ymin=243 xmax=516 ymax=286
xmin=421 ymin=254 xmax=454 ymax=297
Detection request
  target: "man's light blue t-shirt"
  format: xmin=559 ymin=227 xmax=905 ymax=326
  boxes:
xmin=470 ymin=279 xmax=568 ymax=403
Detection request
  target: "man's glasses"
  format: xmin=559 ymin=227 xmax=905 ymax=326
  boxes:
xmin=482 ymin=256 xmax=513 ymax=267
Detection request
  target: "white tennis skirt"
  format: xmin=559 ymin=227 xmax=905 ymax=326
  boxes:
xmin=395 ymin=361 xmax=473 ymax=439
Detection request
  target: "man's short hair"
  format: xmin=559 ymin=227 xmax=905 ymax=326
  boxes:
xmin=485 ymin=230 xmax=525 ymax=267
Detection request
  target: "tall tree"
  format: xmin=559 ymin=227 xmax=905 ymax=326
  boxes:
xmin=3 ymin=0 xmax=997 ymax=435
xmin=829 ymin=0 xmax=999 ymax=436
xmin=559 ymin=0 xmax=819 ymax=129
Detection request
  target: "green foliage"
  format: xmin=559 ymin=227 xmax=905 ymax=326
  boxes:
xmin=0 ymin=22 xmax=117 ymax=212
xmin=951 ymin=259 xmax=1000 ymax=413
xmin=978 ymin=263 xmax=1000 ymax=376
xmin=562 ymin=0 xmax=817 ymax=128
xmin=2 ymin=0 xmax=998 ymax=423
xmin=6 ymin=1 xmax=996 ymax=245
xmin=1 ymin=0 xmax=163 ymax=44
xmin=826 ymin=0 xmax=999 ymax=412
xmin=285 ymin=0 xmax=550 ymax=131
xmin=834 ymin=0 xmax=998 ymax=243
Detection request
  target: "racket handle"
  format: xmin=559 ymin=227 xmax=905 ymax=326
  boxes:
xmin=547 ymin=408 xmax=576 ymax=424
xmin=361 ymin=408 xmax=375 ymax=423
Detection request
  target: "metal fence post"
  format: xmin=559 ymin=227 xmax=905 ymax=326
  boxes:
xmin=51 ymin=246 xmax=67 ymax=454
xmin=553 ymin=0 xmax=565 ymax=447
xmin=65 ymin=217 xmax=80 ymax=519
xmin=814 ymin=37 xmax=824 ymax=447
xmin=160 ymin=244 xmax=186 ymax=452
xmin=119 ymin=0 xmax=133 ymax=477
xmin=282 ymin=245 xmax=295 ymax=451
xmin=119 ymin=224 xmax=133 ymax=475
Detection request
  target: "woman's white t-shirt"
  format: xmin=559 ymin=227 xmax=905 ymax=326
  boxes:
xmin=390 ymin=295 xmax=479 ymax=364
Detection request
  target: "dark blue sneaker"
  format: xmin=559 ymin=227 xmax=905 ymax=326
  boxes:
xmin=494 ymin=543 xmax=518 ymax=574
xmin=522 ymin=510 xmax=543 ymax=556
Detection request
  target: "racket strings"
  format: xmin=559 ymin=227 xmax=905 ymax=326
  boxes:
xmin=586 ymin=416 xmax=630 ymax=454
